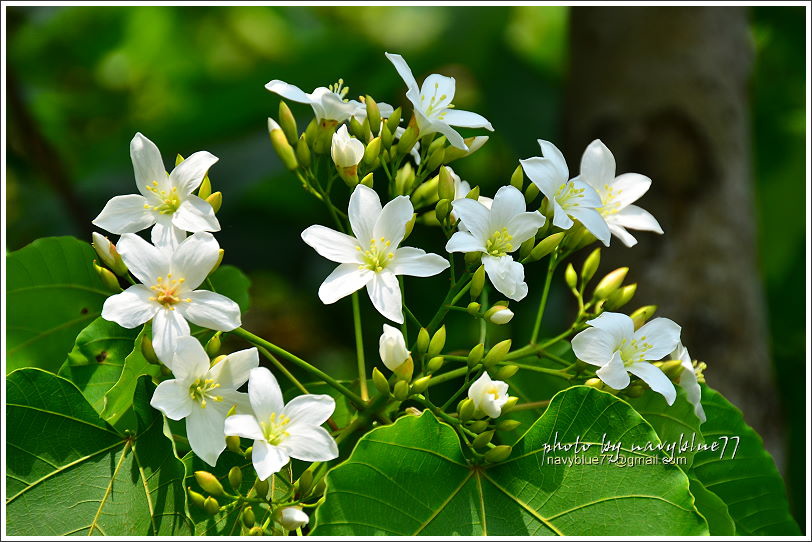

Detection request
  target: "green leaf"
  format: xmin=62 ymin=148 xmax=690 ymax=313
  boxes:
xmin=688 ymin=475 xmax=735 ymax=535
xmin=208 ymin=264 xmax=251 ymax=313
xmin=627 ymin=387 xmax=704 ymax=468
xmin=313 ymin=386 xmax=707 ymax=536
xmin=689 ymin=385 xmax=800 ymax=535
xmin=7 ymin=236 xmax=112 ymax=373
xmin=6 ymin=368 xmax=193 ymax=535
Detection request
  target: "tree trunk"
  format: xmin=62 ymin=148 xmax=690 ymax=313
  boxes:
xmin=564 ymin=6 xmax=784 ymax=467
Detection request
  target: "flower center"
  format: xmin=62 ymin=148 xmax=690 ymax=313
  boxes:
xmin=486 ymin=386 xmax=501 ymax=400
xmin=189 ymin=378 xmax=222 ymax=408
xmin=597 ymin=184 xmax=623 ymax=217
xmin=618 ymin=336 xmax=653 ymax=366
xmin=328 ymin=78 xmax=350 ymax=101
xmin=149 ymin=274 xmax=190 ymax=310
xmin=144 ymin=181 xmax=181 ymax=215
xmin=420 ymin=82 xmax=453 ymax=119
xmin=357 ymin=237 xmax=394 ymax=272
xmin=554 ymin=182 xmax=587 ymax=210
xmin=485 ymin=228 xmax=514 ymax=257
xmin=260 ymin=413 xmax=292 ymax=445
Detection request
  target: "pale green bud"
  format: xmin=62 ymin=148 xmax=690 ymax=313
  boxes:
xmin=438 ymin=166 xmax=456 ymax=201
xmin=92 ymin=232 xmax=128 ymax=276
xmin=585 ymin=377 xmax=604 ymax=389
xmin=458 ymin=398 xmax=476 ymax=421
xmin=564 ymin=263 xmax=578 ymax=289
xmin=484 ymin=445 xmax=512 ymax=463
xmin=581 ymin=248 xmax=601 ymax=284
xmin=660 ymin=360 xmax=686 ymax=381
xmin=175 ymin=153 xmax=185 ymax=167
xmin=625 ymin=383 xmax=645 ymax=398
xmin=528 ymin=232 xmax=566 ymax=262
xmin=360 ymin=172 xmax=374 ymax=188
xmin=444 ymin=136 xmax=489 ymax=162
xmin=198 ymin=175 xmax=212 ymax=200
xmin=496 ymin=419 xmax=521 ymax=432
xmin=524 ymin=182 xmax=540 ymax=204
xmin=465 ymin=252 xmax=482 ymax=267
xmin=248 ymin=526 xmax=264 ymax=536
xmin=403 ymin=213 xmax=416 ymax=240
xmin=428 ymin=326 xmax=446 ymax=356
xmin=195 ymin=471 xmax=225 ymax=496
xmin=381 ymin=123 xmax=394 ymax=149
xmin=372 ymin=367 xmax=390 ymax=396
xmin=605 ymin=283 xmax=637 ymax=310
xmin=93 ymin=261 xmax=122 ymax=292
xmin=411 ymin=375 xmax=432 ymax=393
xmin=348 ymin=115 xmax=365 ymax=140
xmin=466 ymin=186 xmax=480 ymax=200
xmin=364 ymin=136 xmax=382 ymax=165
xmin=510 ymin=164 xmax=524 ymax=189
xmin=242 ymin=506 xmax=256 ymax=528
xmin=203 ymin=496 xmax=220 ymax=516
xmin=304 ymin=118 xmax=318 ymax=144
xmin=426 ymin=356 xmax=444 ymax=373
xmin=500 ymin=396 xmax=519 ymax=413
xmin=268 ymin=118 xmax=299 ymax=170
xmin=416 ymin=327 xmax=430 ymax=354
xmin=495 ymin=364 xmax=519 ymax=380
xmin=278 ymin=101 xmax=298 ymax=145
xmin=395 ymin=162 xmax=416 ymax=195
xmin=483 ymin=339 xmax=512 ymax=368
xmin=425 ymin=147 xmax=445 ymax=173
xmin=386 ymin=106 xmax=402 ymax=133
xmin=428 ymin=135 xmax=447 ymax=154
xmin=295 ymin=134 xmax=311 ymax=168
xmin=630 ymin=305 xmax=657 ymax=330
xmin=226 ymin=435 xmax=242 ymax=454
xmin=593 ymin=267 xmax=628 ymax=300
xmin=297 ymin=469 xmax=314 ymax=497
xmin=468 ymin=420 xmax=489 ymax=433
xmin=393 ymin=380 xmax=410 ymax=401
xmin=253 ymin=478 xmax=269 ymax=498
xmin=228 ymin=466 xmax=243 ymax=491
xmin=518 ymin=236 xmax=535 ymax=260
xmin=472 ymin=430 xmax=495 ymax=449
xmin=206 ymin=191 xmax=223 ymax=213
xmin=188 ymin=487 xmax=206 ymax=509
xmin=365 ymin=95 xmax=381 ymax=136
xmin=209 ymin=248 xmax=224 ymax=275
xmin=397 ymin=126 xmax=418 ymax=156
xmin=141 ymin=334 xmax=160 ymax=365
xmin=411 ymin=175 xmax=439 ymax=208
xmin=466 ymin=301 xmax=481 ymax=316
xmin=204 ymin=333 xmax=221 ymax=357
xmin=467 ymin=343 xmax=485 ymax=367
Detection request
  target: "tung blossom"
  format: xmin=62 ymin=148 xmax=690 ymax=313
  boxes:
xmin=446 ymin=185 xmax=546 ymax=301
xmin=672 ymin=343 xmax=707 ymax=423
xmin=224 ymin=367 xmax=338 ymax=481
xmin=379 ymin=324 xmax=411 ymax=373
xmin=468 ymin=372 xmax=510 ymax=418
xmin=520 ymin=140 xmax=610 ymax=246
xmin=265 ymin=78 xmax=393 ymax=124
xmin=571 ymin=312 xmax=681 ymax=404
xmin=301 ymin=184 xmax=449 ymax=323
xmin=150 ymin=337 xmax=258 ymax=466
xmin=578 ymin=140 xmax=663 ymax=247
xmin=331 ymin=125 xmax=365 ymax=169
xmin=101 ymin=232 xmax=241 ymax=364
xmin=385 ymin=52 xmax=493 ymax=151
xmin=93 ymin=133 xmax=220 ymax=249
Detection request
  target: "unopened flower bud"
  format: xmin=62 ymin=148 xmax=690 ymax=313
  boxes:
xmin=585 ymin=377 xmax=604 ymax=389
xmin=469 ymin=264 xmax=486 ymax=299
xmin=363 ymin=136 xmax=382 ymax=166
xmin=268 ymin=118 xmax=299 ymax=170
xmin=630 ymin=305 xmax=657 ymax=330
xmin=427 ymin=326 xmax=446 ymax=357
xmin=500 ymin=396 xmax=519 ymax=413
xmin=92 ymin=232 xmax=128 ymax=276
xmin=226 ymin=466 xmax=243 ymax=491
xmin=495 ymin=364 xmax=519 ymax=380
xmin=605 ymin=283 xmax=637 ymax=310
xmin=94 ymin=261 xmax=122 ymax=292
xmin=438 ymin=166 xmax=456 ymax=201
xmin=524 ymin=182 xmax=540 ymax=204
xmin=332 ymin=125 xmax=364 ymax=175
xmin=278 ymin=101 xmax=298 ymax=145
xmin=496 ymin=419 xmax=521 ymax=432
xmin=209 ymin=248 xmax=224 ymax=275
xmin=206 ymin=191 xmax=222 ymax=214
xmin=465 ymin=251 xmax=482 ymax=267
xmin=425 ymin=147 xmax=445 ymax=173
xmin=381 ymin=123 xmax=394 ymax=149
xmin=296 ymin=134 xmax=311 ymax=168
xmin=195 ymin=471 xmax=225 ymax=496
xmin=188 ymin=487 xmax=206 ymax=509
xmin=226 ymin=435 xmax=242 ymax=454
xmin=581 ymin=248 xmax=601 ymax=284
xmin=484 ymin=445 xmax=512 ymax=463
xmin=277 ymin=507 xmax=309 ymax=531
xmin=248 ymin=526 xmax=264 ymax=536
xmin=483 ymin=339 xmax=512 ymax=368
xmin=372 ymin=367 xmax=390 ymax=396
xmin=416 ymin=327 xmax=430 ymax=354
xmin=395 ymin=162 xmax=416 ymax=195
xmin=472 ymin=430 xmax=495 ymax=449
xmin=593 ymin=267 xmax=628 ymax=300
xmin=242 ymin=506 xmax=256 ymax=528
xmin=519 ymin=236 xmax=536 ymax=260
xmin=297 ymin=469 xmax=314 ymax=498
xmin=564 ymin=263 xmax=578 ymax=290
xmin=379 ymin=324 xmax=411 ymax=373
xmin=205 ymin=332 xmax=222 ymax=357
xmin=467 ymin=301 xmax=482 ymax=316
xmin=401 ymin=213 xmax=416 ymax=241
xmin=528 ymin=231 xmax=565 ymax=262
xmin=485 ymin=306 xmax=514 ymax=325
xmin=244 ymin=446 xmax=253 ymax=460
xmin=458 ymin=398 xmax=476 ymax=421
xmin=465 ymin=186 xmax=480 ymax=200
xmin=510 ymin=164 xmax=524 ymax=189
xmin=176 ymin=153 xmax=185 ymax=167
xmin=365 ymin=95 xmax=381 ymax=136
xmin=253 ymin=478 xmax=269 ymax=498
xmin=444 ymin=136 xmax=489 ymax=162
xmin=625 ymin=383 xmax=646 ymax=398
xmin=467 ymin=343 xmax=485 ymax=367
xmin=426 ymin=355 xmax=444 ymax=373
xmin=203 ymin=496 xmax=220 ymax=516
xmin=396 ymin=126 xmax=418 ymax=156
xmin=393 ymin=380 xmax=410 ymax=401
xmin=660 ymin=359 xmax=685 ymax=381
xmin=141 ymin=334 xmax=161 ymax=365
xmin=411 ymin=375 xmax=431 ymax=393
xmin=348 ymin=115 xmax=366 ymax=140
xmin=468 ymin=420 xmax=489 ymax=433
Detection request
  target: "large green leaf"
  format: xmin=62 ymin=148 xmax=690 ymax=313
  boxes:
xmin=6 ymin=368 xmax=192 ymax=535
xmin=208 ymin=264 xmax=251 ymax=313
xmin=688 ymin=475 xmax=735 ymax=536
xmin=689 ymin=386 xmax=800 ymax=535
xmin=6 ymin=236 xmax=112 ymax=373
xmin=313 ymin=386 xmax=707 ymax=536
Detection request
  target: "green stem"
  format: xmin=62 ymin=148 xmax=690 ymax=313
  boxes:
xmin=426 ymin=366 xmax=468 ymax=387
xmin=509 ymin=400 xmax=551 ymax=412
xmin=231 ymin=327 xmax=365 ymax=407
xmin=255 ymin=345 xmax=309 ymax=395
xmin=530 ymin=254 xmax=557 ymax=344
xmin=350 ymin=293 xmax=369 ymax=402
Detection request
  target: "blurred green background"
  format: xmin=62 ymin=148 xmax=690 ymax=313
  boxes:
xmin=4 ymin=5 xmax=806 ymax=522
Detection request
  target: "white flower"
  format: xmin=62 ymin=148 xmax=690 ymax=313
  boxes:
xmin=448 ymin=167 xmax=493 ymax=209
xmin=277 ymin=507 xmax=309 ymax=531
xmin=265 ymin=78 xmax=393 ymax=123
xmin=331 ymin=125 xmax=365 ymax=168
xmin=150 ymin=337 xmax=257 ymax=466
xmin=578 ymin=140 xmax=663 ymax=247
xmin=301 ymin=184 xmax=449 ymax=323
xmin=101 ymin=232 xmax=241 ymax=363
xmin=224 ymin=367 xmax=338 ymax=481
xmin=379 ymin=324 xmax=410 ymax=372
xmin=571 ymin=312 xmax=681 ymax=404
xmin=671 ymin=343 xmax=706 ymax=423
xmin=446 ymin=185 xmax=545 ymax=301
xmin=487 ymin=306 xmax=514 ymax=325
xmin=520 ymin=140 xmax=610 ymax=246
xmin=385 ymin=52 xmax=493 ymax=151
xmin=93 ymin=133 xmax=220 ymax=249
xmin=468 ymin=372 xmax=510 ymax=418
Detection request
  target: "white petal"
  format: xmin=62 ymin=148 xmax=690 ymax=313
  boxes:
xmin=348 ymin=184 xmax=382 ymax=242
xmin=282 ymin=426 xmax=339 ymax=462
xmin=679 ymin=368 xmax=706 ymax=423
xmin=385 ymin=52 xmax=420 ymax=96
xmin=445 ymin=231 xmax=487 ymax=254
xmin=283 ymin=395 xmax=336 ymax=429
xmin=252 ymin=440 xmax=290 ymax=481
xmin=169 ymin=335 xmax=210 ymax=380
xmin=379 ymin=323 xmax=410 ymax=371
xmin=628 ymin=362 xmax=677 ymax=405
xmin=209 ymin=348 xmax=259 ymax=389
xmin=586 ymin=312 xmax=634 ymax=344
xmin=172 ymin=196 xmax=221 ymax=233
xmin=635 ymin=317 xmax=681 ymax=359
xmin=450 ymin=198 xmax=490 ymax=241
xmin=390 ymin=247 xmax=449 ymax=277
xmin=151 ymin=217 xmax=187 ymax=250
xmin=489 ymin=185 xmax=526 ymax=231
xmin=506 ymin=211 xmax=546 ymax=247
xmin=224 ymin=414 xmax=264 ymax=440
xmin=569 ymin=179 xmax=604 ymax=208
xmin=186 ymin=408 xmax=227 ymax=467
xmin=442 ymin=108 xmax=493 ymax=131
xmin=420 ymin=74 xmax=456 ymax=111
xmin=178 ymin=290 xmax=241 ymax=331
xmin=596 ymin=351 xmax=630 ymax=390
xmin=482 ymin=255 xmax=528 ymax=302
xmin=313 ymin=91 xmax=359 ymax=122
xmin=248 ymin=367 xmax=284 ymax=421
xmin=579 ymin=139 xmax=616 ymax=189
xmin=150 ymin=380 xmax=194 ymax=420
xmin=567 ymin=206 xmax=611 ymax=246
xmin=520 ymin=157 xmax=565 ymax=199
xmin=612 ymin=204 xmax=663 ymax=234
xmin=431 ymin=120 xmax=467 ymax=151
xmin=366 ymin=270 xmax=403 ymax=323
xmin=92 ymin=194 xmax=155 ymax=234
xmin=130 ymin=133 xmax=169 ymax=197
xmin=318 ymin=264 xmax=372 ymax=304
xmin=550 ymin=201 xmax=574 ymax=230
xmin=609 ymin=173 xmax=652 ymax=208
xmin=279 ymin=508 xmax=310 ymax=531
xmin=101 ymin=285 xmax=158 ymax=328
xmin=219 ymin=389 xmax=253 ymax=415
xmin=607 ymin=223 xmax=639 ymax=247
xmin=169 ymin=150 xmax=218 ymax=196
xmin=265 ymin=80 xmax=314 ymax=104
xmin=116 ymin=233 xmax=169 ymax=284
xmin=373 ymin=195 xmax=413 ymax=247
xmin=170 ymin=232 xmax=221 ymax=289
xmin=301 ymin=225 xmax=361 ymax=264
xmin=151 ymin=307 xmax=191 ymax=363
xmin=537 ymin=139 xmax=569 ymax=181
xmin=571 ymin=327 xmax=618 ymax=367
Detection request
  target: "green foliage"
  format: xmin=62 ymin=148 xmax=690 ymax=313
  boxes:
xmin=313 ymin=386 xmax=707 ymax=536
xmin=688 ymin=475 xmax=735 ymax=536
xmin=208 ymin=265 xmax=251 ymax=313
xmin=6 ymin=369 xmax=192 ymax=535
xmin=6 ymin=236 xmax=111 ymax=374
